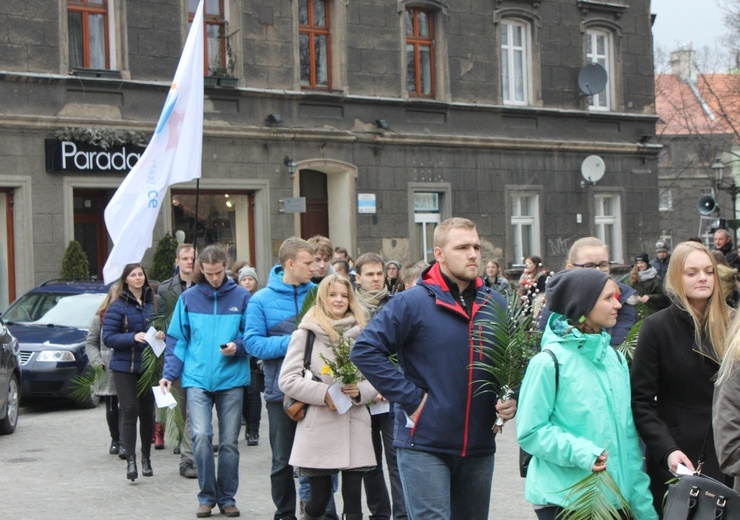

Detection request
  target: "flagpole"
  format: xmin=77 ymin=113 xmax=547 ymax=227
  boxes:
xmin=193 ymin=178 xmax=200 ymax=250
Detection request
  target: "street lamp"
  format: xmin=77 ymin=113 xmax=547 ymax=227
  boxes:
xmin=712 ymin=157 xmax=739 ymax=244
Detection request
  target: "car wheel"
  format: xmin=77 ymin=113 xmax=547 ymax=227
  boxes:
xmin=0 ymin=373 xmax=20 ymax=434
xmin=74 ymin=383 xmax=101 ymax=409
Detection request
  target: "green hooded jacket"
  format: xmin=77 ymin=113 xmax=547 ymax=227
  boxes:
xmin=516 ymin=314 xmax=657 ymax=519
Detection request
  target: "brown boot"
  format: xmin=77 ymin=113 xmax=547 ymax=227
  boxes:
xmin=154 ymin=421 xmax=165 ymax=450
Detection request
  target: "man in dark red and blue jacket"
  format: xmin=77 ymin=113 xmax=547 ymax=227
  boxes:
xmin=352 ymin=217 xmax=515 ymax=520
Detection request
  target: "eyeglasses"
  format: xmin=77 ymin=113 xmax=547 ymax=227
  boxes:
xmin=572 ymin=261 xmax=611 ymax=272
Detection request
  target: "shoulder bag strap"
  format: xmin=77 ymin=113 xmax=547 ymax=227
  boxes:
xmin=542 ymin=348 xmax=559 ymax=393
xmin=302 ymin=330 xmax=315 ymax=371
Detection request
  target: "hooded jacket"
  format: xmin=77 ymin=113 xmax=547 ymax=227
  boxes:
xmin=244 ymin=264 xmax=316 ymax=403
xmin=163 ymin=277 xmax=250 ymax=392
xmin=516 ymin=314 xmax=656 ymax=519
xmin=351 ymin=261 xmax=507 ymax=457
xmin=103 ymin=286 xmax=156 ymax=374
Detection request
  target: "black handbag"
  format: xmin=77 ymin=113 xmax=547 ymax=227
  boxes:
xmin=282 ymin=330 xmax=317 ymax=422
xmin=663 ymin=473 xmax=740 ymax=520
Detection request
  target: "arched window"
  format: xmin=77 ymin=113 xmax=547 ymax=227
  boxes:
xmin=500 ymin=19 xmax=531 ymax=105
xmin=585 ymin=28 xmax=613 ymax=110
xmin=299 ymin=0 xmax=331 ymax=89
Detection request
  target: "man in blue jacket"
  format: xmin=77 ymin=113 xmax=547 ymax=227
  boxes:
xmin=244 ymin=237 xmax=316 ymax=520
xmin=352 ymin=218 xmax=516 ymax=520
xmin=160 ymin=245 xmax=251 ymax=518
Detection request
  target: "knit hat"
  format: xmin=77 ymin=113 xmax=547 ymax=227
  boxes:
xmin=386 ymin=260 xmax=401 ymax=271
xmin=655 ymin=240 xmax=669 ymax=253
xmin=238 ymin=267 xmax=259 ymax=284
xmin=546 ymin=269 xmax=611 ymax=324
xmin=634 ymin=252 xmax=650 ymax=264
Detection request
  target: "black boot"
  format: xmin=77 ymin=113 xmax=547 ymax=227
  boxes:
xmin=118 ymin=441 xmax=127 ymax=460
xmin=109 ymin=439 xmax=120 ymax=455
xmin=141 ymin=456 xmax=153 ymax=477
xmin=126 ymin=455 xmax=138 ymax=481
xmin=342 ymin=515 xmax=362 ymax=520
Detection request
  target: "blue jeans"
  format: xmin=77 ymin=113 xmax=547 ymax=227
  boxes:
xmin=188 ymin=386 xmax=244 ymax=508
xmin=267 ymin=400 xmax=298 ymax=519
xmin=396 ymin=448 xmax=494 ymax=520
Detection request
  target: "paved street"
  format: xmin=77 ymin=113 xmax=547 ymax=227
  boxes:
xmin=1 ymin=401 xmax=529 ymax=519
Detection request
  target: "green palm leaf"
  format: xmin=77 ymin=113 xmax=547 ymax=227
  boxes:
xmin=68 ymin=364 xmax=104 ymax=403
xmin=296 ymin=286 xmax=318 ymax=329
xmin=161 ymin=385 xmax=185 ymax=447
xmin=557 ymin=470 xmax=632 ymax=520
xmin=615 ymin=319 xmax=642 ymax=368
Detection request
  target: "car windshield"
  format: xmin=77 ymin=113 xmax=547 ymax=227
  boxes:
xmin=3 ymin=292 xmax=105 ymax=329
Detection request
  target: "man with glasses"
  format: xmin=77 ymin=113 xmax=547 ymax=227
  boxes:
xmin=537 ymin=236 xmax=638 ymax=346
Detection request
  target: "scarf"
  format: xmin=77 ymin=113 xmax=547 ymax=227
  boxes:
xmin=355 ymin=286 xmax=389 ymax=314
xmin=637 ymin=266 xmax=658 ymax=282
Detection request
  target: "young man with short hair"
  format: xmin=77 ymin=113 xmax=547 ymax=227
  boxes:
xmin=245 ymin=237 xmax=316 ymax=520
xmin=160 ymin=245 xmax=251 ymax=518
xmin=308 ymin=235 xmax=333 ymax=284
xmin=352 ymin=218 xmax=515 ymax=520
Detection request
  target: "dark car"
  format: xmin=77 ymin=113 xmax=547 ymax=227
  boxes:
xmin=2 ymin=280 xmax=108 ymax=408
xmin=0 ymin=318 xmax=20 ymax=434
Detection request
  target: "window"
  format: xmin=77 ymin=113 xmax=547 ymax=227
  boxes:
xmin=585 ymin=29 xmax=612 ymax=110
xmin=511 ymin=193 xmax=540 ymax=262
xmin=405 ymin=7 xmax=435 ymax=97
xmin=299 ymin=0 xmax=331 ymax=89
xmin=68 ymin=0 xmax=110 ymax=70
xmin=594 ymin=194 xmax=622 ymax=262
xmin=659 ymin=189 xmax=672 ymax=212
xmin=501 ymin=20 xmax=530 ymax=105
xmin=188 ymin=0 xmax=228 ymax=76
xmin=408 ymin=184 xmax=451 ymax=262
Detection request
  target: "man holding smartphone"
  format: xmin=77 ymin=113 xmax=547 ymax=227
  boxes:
xmin=160 ymin=245 xmax=251 ymax=518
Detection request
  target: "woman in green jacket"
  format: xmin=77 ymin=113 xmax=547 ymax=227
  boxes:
xmin=516 ymin=268 xmax=656 ymax=520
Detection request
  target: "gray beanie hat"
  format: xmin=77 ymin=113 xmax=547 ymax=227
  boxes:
xmin=546 ymin=269 xmax=611 ymax=324
xmin=238 ymin=267 xmax=259 ymax=285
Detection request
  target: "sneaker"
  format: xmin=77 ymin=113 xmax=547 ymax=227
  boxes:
xmin=220 ymin=505 xmax=240 ymax=517
xmin=246 ymin=433 xmax=259 ymax=446
xmin=180 ymin=462 xmax=198 ymax=479
xmin=195 ymin=504 xmax=213 ymax=518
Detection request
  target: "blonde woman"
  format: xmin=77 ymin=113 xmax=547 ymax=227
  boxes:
xmin=631 ymin=241 xmax=732 ymax=513
xmin=279 ymin=274 xmax=376 ymax=520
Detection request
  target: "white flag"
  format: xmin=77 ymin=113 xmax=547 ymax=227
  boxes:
xmin=103 ymin=0 xmax=205 ymax=284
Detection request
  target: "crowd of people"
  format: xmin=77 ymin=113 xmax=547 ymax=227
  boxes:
xmin=84 ymin=220 xmax=740 ymax=519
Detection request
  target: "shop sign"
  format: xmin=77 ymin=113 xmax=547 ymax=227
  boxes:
xmin=45 ymin=139 xmax=146 ymax=174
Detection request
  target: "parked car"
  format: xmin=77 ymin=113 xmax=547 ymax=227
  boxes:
xmin=2 ymin=280 xmax=108 ymax=408
xmin=0 ymin=318 xmax=20 ymax=434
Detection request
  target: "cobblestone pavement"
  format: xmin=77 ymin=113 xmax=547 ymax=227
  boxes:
xmin=1 ymin=401 xmax=529 ymax=519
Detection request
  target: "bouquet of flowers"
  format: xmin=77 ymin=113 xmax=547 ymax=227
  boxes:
xmin=473 ymin=296 xmax=542 ymax=430
xmin=320 ymin=333 xmax=359 ymax=385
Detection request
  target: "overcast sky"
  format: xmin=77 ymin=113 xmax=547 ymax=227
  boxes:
xmin=651 ymin=0 xmax=727 ymax=53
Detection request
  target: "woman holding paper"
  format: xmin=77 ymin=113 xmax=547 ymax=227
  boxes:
xmin=631 ymin=241 xmax=733 ymax=514
xmin=103 ymin=263 xmax=164 ymax=482
xmin=279 ymin=274 xmax=376 ymax=520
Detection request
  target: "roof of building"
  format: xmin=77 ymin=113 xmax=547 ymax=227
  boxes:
xmin=655 ymin=73 xmax=740 ymax=138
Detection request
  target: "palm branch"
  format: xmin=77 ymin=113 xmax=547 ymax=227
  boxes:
xmin=557 ymin=470 xmax=632 ymax=520
xmin=161 ymin=385 xmax=185 ymax=447
xmin=615 ymin=319 xmax=642 ymax=368
xmin=68 ymin=364 xmax=104 ymax=403
xmin=296 ymin=286 xmax=317 ymax=329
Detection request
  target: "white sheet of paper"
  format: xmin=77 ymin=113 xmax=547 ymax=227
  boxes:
xmin=404 ymin=412 xmax=415 ymax=428
xmin=145 ymin=327 xmax=166 ymax=358
xmin=676 ymin=463 xmax=694 ymax=476
xmin=328 ymin=383 xmax=353 ymax=415
xmin=152 ymin=386 xmax=178 ymax=409
xmin=369 ymin=400 xmax=390 ymax=415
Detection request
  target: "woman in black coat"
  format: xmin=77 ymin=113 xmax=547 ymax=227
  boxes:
xmin=631 ymin=241 xmax=732 ymax=515
xmin=103 ymin=263 xmax=163 ymax=482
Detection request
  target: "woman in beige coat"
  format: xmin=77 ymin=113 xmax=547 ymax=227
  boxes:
xmin=279 ymin=274 xmax=377 ymax=520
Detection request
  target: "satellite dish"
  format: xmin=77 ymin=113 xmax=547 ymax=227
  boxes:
xmin=578 ymin=63 xmax=608 ymax=96
xmin=581 ymin=155 xmax=605 ymax=185
xmin=697 ymin=195 xmax=719 ymax=216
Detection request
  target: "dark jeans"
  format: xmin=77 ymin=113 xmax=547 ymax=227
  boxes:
xmin=243 ymin=370 xmax=264 ymax=433
xmin=266 ymin=400 xmax=298 ymax=520
xmin=364 ymin=412 xmax=407 ymax=519
xmin=306 ymin=472 xmax=364 ymax=517
xmin=112 ymin=371 xmax=154 ymax=458
xmin=104 ymin=395 xmax=120 ymax=441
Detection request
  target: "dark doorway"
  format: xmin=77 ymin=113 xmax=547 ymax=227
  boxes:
xmin=299 ymin=169 xmax=329 ymax=239
xmin=74 ymin=189 xmax=114 ymax=280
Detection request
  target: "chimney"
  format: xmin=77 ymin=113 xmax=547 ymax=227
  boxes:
xmin=670 ymin=46 xmax=696 ymax=82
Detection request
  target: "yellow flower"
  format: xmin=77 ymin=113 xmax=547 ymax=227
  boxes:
xmin=321 ymin=365 xmax=333 ymax=375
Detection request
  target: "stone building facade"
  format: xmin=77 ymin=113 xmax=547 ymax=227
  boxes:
xmin=0 ymin=0 xmax=659 ymax=304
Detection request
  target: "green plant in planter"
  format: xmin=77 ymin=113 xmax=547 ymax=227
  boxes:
xmin=210 ymin=24 xmax=239 ymax=79
xmin=150 ymin=233 xmax=179 ymax=282
xmin=60 ymin=240 xmax=90 ymax=279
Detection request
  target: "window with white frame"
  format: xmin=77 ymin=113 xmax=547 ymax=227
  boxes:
xmin=585 ymin=29 xmax=612 ymax=110
xmin=501 ymin=20 xmax=530 ymax=105
xmin=594 ymin=194 xmax=622 ymax=262
xmin=511 ymin=193 xmax=540 ymax=262
xmin=659 ymin=188 xmax=672 ymax=212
